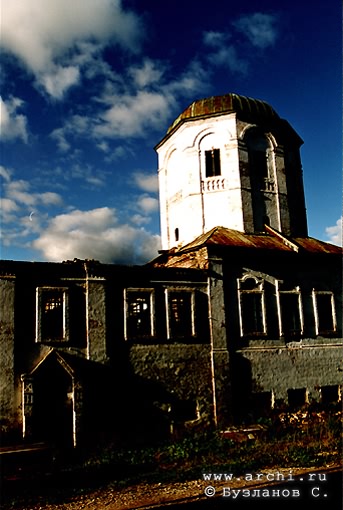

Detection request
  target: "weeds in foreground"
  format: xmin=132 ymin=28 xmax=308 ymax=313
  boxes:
xmin=1 ymin=406 xmax=342 ymax=509
xmin=81 ymin=405 xmax=342 ymax=483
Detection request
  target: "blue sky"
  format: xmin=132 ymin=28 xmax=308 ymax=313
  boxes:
xmin=0 ymin=0 xmax=341 ymax=263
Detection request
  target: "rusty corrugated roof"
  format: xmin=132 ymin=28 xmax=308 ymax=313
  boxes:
xmin=175 ymin=226 xmax=342 ymax=256
xmin=293 ymin=236 xmax=343 ymax=255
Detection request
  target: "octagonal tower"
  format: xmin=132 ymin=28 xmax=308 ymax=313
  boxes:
xmin=155 ymin=93 xmax=308 ymax=251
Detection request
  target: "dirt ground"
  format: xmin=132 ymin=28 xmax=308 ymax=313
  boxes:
xmin=2 ymin=464 xmax=341 ymax=510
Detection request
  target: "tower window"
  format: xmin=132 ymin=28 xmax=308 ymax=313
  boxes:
xmin=205 ymin=149 xmax=221 ymax=177
xmin=175 ymin=228 xmax=179 ymax=242
xmin=245 ymin=130 xmax=270 ymax=187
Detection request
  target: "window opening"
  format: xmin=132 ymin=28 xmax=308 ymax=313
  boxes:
xmin=277 ymin=284 xmax=303 ymax=339
xmin=251 ymin=391 xmax=274 ymax=417
xmin=36 ymin=287 xmax=68 ymax=342
xmin=313 ymin=291 xmax=336 ymax=336
xmin=238 ymin=276 xmax=266 ymax=336
xmin=205 ymin=149 xmax=221 ymax=177
xmin=42 ymin=292 xmax=63 ymax=339
xmin=175 ymin=228 xmax=179 ymax=242
xmin=321 ymin=385 xmax=339 ymax=404
xmin=166 ymin=290 xmax=194 ymax=339
xmin=125 ymin=289 xmax=154 ymax=340
xmin=287 ymin=388 xmax=308 ymax=409
xmin=245 ymin=131 xmax=270 ymax=186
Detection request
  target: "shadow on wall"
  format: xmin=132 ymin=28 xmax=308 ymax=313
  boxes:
xmin=230 ymin=353 xmax=273 ymax=423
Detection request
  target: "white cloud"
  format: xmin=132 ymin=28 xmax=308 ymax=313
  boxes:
xmin=130 ymin=214 xmax=150 ymax=226
xmin=0 ymin=165 xmax=12 ymax=181
xmin=202 ymin=14 xmax=279 ymax=76
xmin=1 ymin=0 xmax=144 ymax=98
xmin=50 ymin=127 xmax=71 ymax=152
xmin=137 ymin=195 xmax=159 ymax=214
xmin=210 ymin=45 xmax=248 ymax=74
xmin=39 ymin=192 xmax=65 ymax=206
xmin=0 ymin=171 xmax=65 ymax=249
xmin=0 ymin=198 xmax=20 ymax=224
xmin=0 ymin=197 xmax=19 ymax=213
xmin=234 ymin=13 xmax=279 ymax=49
xmin=94 ymin=90 xmax=173 ymax=138
xmin=93 ymin=58 xmax=208 ymax=141
xmin=325 ymin=217 xmax=342 ymax=246
xmin=203 ymin=30 xmax=248 ymax=74
xmin=133 ymin=172 xmax=159 ymax=193
xmin=5 ymin=180 xmax=37 ymax=207
xmin=40 ymin=65 xmax=80 ymax=100
xmin=203 ymin=31 xmax=230 ymax=48
xmin=32 ymin=207 xmax=161 ymax=263
xmin=3 ymin=176 xmax=64 ymax=209
xmin=0 ymin=96 xmax=29 ymax=142
xmin=129 ymin=59 xmax=165 ymax=88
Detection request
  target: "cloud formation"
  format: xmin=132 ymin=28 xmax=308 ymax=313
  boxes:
xmin=202 ymin=12 xmax=278 ymax=75
xmin=1 ymin=0 xmax=144 ymax=98
xmin=234 ymin=13 xmax=279 ymax=48
xmin=325 ymin=217 xmax=342 ymax=246
xmin=133 ymin=172 xmax=159 ymax=193
xmin=32 ymin=207 xmax=161 ymax=263
xmin=0 ymin=96 xmax=29 ymax=142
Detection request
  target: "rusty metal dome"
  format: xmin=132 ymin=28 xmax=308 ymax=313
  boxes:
xmin=167 ymin=93 xmax=278 ymax=134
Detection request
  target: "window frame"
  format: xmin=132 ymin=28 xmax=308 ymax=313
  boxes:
xmin=237 ymin=275 xmax=266 ymax=337
xmin=36 ymin=286 xmax=69 ymax=343
xmin=165 ymin=288 xmax=196 ymax=340
xmin=276 ymin=282 xmax=304 ymax=339
xmin=205 ymin=148 xmax=221 ymax=178
xmin=312 ymin=290 xmax=337 ymax=336
xmin=123 ymin=288 xmax=155 ymax=341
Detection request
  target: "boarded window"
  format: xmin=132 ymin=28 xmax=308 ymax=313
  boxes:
xmin=125 ymin=289 xmax=154 ymax=339
xmin=205 ymin=149 xmax=221 ymax=177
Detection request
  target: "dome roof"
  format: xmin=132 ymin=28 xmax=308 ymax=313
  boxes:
xmin=167 ymin=92 xmax=279 ymax=134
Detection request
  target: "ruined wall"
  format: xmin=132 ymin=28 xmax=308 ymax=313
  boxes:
xmin=128 ymin=344 xmax=214 ymax=439
xmin=236 ymin=342 xmax=343 ymax=404
xmin=0 ymin=277 xmax=18 ymax=432
xmin=86 ymin=277 xmax=108 ymax=364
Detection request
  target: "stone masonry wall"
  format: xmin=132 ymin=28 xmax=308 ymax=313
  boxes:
xmin=128 ymin=344 xmax=214 ymax=435
xmin=0 ymin=278 xmax=17 ymax=429
xmin=237 ymin=343 xmax=343 ymax=403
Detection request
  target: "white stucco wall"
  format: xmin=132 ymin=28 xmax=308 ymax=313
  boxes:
xmin=157 ymin=113 xmax=247 ymax=250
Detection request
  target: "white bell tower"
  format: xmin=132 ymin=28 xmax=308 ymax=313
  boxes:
xmin=155 ymin=93 xmax=307 ymax=251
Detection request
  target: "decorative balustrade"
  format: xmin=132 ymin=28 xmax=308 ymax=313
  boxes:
xmin=202 ymin=177 xmax=227 ymax=192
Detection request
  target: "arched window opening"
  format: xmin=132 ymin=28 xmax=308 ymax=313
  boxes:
xmin=238 ymin=276 xmax=266 ymax=337
xmin=205 ymin=149 xmax=221 ymax=177
xmin=245 ymin=130 xmax=271 ymax=189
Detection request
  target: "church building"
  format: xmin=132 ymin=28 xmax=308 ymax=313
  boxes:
xmin=0 ymin=93 xmax=341 ymax=448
